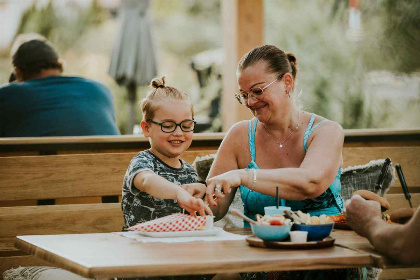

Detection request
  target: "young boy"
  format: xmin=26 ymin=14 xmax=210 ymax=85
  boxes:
xmin=122 ymin=76 xmax=212 ymax=230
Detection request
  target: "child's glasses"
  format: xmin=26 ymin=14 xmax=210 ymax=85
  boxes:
xmin=146 ymin=119 xmax=196 ymax=133
xmin=235 ymin=73 xmax=286 ymax=105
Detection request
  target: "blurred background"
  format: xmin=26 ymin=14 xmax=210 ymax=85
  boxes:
xmin=0 ymin=0 xmax=419 ymax=134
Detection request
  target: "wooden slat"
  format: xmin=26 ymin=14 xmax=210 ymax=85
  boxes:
xmin=0 ymin=150 xmax=219 ymax=201
xmin=343 ymin=146 xmax=420 ymax=189
xmin=0 ymin=238 xmax=23 ymax=257
xmin=384 ymin=193 xmax=420 ymax=213
xmin=0 ymin=153 xmax=135 ymax=201
xmin=380 ymin=267 xmax=420 ymax=279
xmin=0 ymin=203 xmax=123 ymax=238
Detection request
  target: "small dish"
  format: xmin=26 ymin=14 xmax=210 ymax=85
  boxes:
xmin=289 ymin=231 xmax=308 ymax=243
xmin=293 ymin=223 xmax=334 ymax=241
xmin=251 ymin=223 xmax=292 ymax=241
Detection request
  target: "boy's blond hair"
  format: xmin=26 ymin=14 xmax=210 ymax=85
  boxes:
xmin=141 ymin=76 xmax=194 ymax=120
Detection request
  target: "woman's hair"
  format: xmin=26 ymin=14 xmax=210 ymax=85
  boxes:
xmin=140 ymin=76 xmax=193 ymax=120
xmin=237 ymin=45 xmax=298 ymax=81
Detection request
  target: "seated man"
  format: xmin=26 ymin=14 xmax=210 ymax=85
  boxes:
xmin=0 ymin=39 xmax=120 ymax=137
xmin=346 ymin=194 xmax=420 ymax=264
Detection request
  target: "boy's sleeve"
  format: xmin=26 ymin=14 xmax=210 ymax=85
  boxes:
xmin=125 ymin=154 xmax=155 ymax=195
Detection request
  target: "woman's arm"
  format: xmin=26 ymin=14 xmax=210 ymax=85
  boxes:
xmin=206 ymin=122 xmax=248 ymax=220
xmin=207 ymin=121 xmax=344 ymax=201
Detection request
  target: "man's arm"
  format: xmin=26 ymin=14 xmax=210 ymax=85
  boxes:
xmin=346 ymin=195 xmax=420 ymax=264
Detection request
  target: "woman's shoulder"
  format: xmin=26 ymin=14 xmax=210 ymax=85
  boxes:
xmin=308 ymin=113 xmax=343 ymax=132
xmin=222 ymin=120 xmax=250 ymax=143
xmin=305 ymin=113 xmax=344 ymax=142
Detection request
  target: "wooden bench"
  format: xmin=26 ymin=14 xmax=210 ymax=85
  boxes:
xmin=0 ymin=150 xmax=216 ymax=277
xmin=0 ymin=130 xmax=419 ymax=278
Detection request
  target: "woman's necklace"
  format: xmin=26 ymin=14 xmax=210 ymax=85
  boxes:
xmin=262 ymin=110 xmax=300 ymax=148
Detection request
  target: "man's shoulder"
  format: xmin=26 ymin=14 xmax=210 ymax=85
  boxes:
xmin=0 ymin=82 xmax=29 ymax=96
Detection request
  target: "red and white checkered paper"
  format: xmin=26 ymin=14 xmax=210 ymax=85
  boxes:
xmin=127 ymin=213 xmax=207 ymax=232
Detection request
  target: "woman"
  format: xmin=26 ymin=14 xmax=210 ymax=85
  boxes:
xmin=206 ymin=45 xmax=345 ymax=225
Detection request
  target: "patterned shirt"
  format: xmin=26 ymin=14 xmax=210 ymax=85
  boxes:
xmin=121 ymin=150 xmax=198 ymax=230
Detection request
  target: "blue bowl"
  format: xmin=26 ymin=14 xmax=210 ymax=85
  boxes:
xmin=293 ymin=223 xmax=334 ymax=241
xmin=251 ymin=224 xmax=292 ymax=241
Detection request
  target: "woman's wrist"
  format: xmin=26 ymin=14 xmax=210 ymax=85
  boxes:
xmin=240 ymin=169 xmax=256 ymax=191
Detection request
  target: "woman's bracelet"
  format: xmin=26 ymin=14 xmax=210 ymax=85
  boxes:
xmin=248 ymin=169 xmax=256 ymax=192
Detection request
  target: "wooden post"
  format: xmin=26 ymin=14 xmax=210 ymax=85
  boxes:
xmin=221 ymin=0 xmax=264 ymax=131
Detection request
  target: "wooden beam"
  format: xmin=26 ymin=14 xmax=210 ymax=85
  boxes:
xmin=222 ymin=0 xmax=264 ymax=131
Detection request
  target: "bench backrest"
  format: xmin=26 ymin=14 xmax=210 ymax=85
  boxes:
xmin=0 ymin=150 xmax=217 ymax=238
xmin=1 ymin=146 xmax=419 ymax=238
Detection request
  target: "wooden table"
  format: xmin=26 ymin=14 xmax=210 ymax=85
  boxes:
xmin=13 ymin=228 xmax=383 ymax=280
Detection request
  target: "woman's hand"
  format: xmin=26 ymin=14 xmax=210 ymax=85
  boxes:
xmin=206 ymin=170 xmax=245 ymax=206
xmin=176 ymin=188 xmax=213 ymax=217
xmin=181 ymin=183 xmax=207 ymax=198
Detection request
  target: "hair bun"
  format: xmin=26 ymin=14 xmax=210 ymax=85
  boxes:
xmin=286 ymin=52 xmax=297 ymax=65
xmin=151 ymin=76 xmax=166 ymax=89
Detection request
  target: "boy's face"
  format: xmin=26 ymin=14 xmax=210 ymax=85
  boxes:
xmin=142 ymin=100 xmax=194 ymax=160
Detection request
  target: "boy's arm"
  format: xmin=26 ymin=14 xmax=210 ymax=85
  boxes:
xmin=134 ymin=170 xmax=184 ymax=199
xmin=133 ymin=171 xmax=212 ymax=216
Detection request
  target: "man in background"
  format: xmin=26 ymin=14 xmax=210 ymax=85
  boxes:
xmin=0 ymin=38 xmax=120 ymax=137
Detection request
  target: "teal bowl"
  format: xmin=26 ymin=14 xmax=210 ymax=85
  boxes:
xmin=251 ymin=224 xmax=292 ymax=241
xmin=293 ymin=223 xmax=334 ymax=241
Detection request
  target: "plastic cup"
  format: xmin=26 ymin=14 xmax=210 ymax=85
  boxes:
xmin=264 ymin=206 xmax=291 ymax=216
xmin=289 ymin=231 xmax=308 ymax=243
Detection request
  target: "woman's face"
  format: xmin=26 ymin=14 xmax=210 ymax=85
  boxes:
xmin=237 ymin=61 xmax=287 ymax=122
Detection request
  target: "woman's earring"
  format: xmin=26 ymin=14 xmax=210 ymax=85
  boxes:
xmin=287 ymin=91 xmax=291 ymax=98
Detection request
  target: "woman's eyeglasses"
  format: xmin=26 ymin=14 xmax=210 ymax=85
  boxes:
xmin=146 ymin=119 xmax=196 ymax=133
xmin=235 ymin=73 xmax=286 ymax=105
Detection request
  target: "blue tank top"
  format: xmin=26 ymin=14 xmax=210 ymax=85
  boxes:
xmin=239 ymin=113 xmax=344 ymax=227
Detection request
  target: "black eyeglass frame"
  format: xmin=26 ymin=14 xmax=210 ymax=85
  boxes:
xmin=146 ymin=119 xmax=197 ymax=133
xmin=235 ymin=73 xmax=287 ymax=105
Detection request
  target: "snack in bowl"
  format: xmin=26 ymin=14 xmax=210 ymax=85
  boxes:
xmin=127 ymin=213 xmax=213 ymax=232
xmin=293 ymin=211 xmax=334 ymax=241
xmin=251 ymin=214 xmax=292 ymax=241
xmin=329 ymin=213 xmax=346 ymax=224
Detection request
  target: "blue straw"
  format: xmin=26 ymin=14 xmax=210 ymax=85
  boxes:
xmin=276 ymin=186 xmax=279 ymax=208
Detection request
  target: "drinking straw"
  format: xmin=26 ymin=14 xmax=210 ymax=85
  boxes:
xmin=276 ymin=186 xmax=279 ymax=209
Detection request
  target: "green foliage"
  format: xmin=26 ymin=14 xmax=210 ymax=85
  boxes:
xmin=265 ymin=0 xmax=420 ymax=129
xmin=379 ymin=0 xmax=420 ymax=73
xmin=17 ymin=0 xmax=56 ymax=39
xmin=15 ymin=0 xmax=105 ymax=52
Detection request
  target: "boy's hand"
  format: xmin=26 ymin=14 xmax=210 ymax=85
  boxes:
xmin=181 ymin=183 xmax=207 ymax=198
xmin=176 ymin=188 xmax=213 ymax=217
